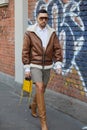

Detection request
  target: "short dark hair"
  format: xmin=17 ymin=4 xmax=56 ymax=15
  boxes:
xmin=37 ymin=9 xmax=48 ymax=17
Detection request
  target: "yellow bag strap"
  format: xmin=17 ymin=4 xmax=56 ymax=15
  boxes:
xmin=19 ymin=89 xmax=32 ymax=105
xmin=27 ymin=92 xmax=32 ymax=104
xmin=19 ymin=90 xmax=23 ymax=105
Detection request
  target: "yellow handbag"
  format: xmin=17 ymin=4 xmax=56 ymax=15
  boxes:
xmin=22 ymin=77 xmax=32 ymax=93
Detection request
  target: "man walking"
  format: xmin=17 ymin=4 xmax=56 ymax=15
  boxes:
xmin=22 ymin=9 xmax=62 ymax=130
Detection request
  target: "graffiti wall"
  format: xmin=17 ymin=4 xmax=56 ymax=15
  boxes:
xmin=28 ymin=0 xmax=87 ymax=102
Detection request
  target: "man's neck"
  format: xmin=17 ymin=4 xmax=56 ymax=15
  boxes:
xmin=38 ymin=24 xmax=46 ymax=30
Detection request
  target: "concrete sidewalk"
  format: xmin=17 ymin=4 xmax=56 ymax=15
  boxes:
xmin=0 ymin=81 xmax=87 ymax=130
xmin=45 ymin=89 xmax=87 ymax=124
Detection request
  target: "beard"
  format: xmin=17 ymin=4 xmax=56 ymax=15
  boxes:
xmin=40 ymin=22 xmax=47 ymax=28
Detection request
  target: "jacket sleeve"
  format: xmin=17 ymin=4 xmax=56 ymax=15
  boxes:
xmin=53 ymin=32 xmax=63 ymax=63
xmin=22 ymin=32 xmax=31 ymax=68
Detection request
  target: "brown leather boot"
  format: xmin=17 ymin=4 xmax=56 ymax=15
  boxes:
xmin=36 ymin=91 xmax=48 ymax=130
xmin=29 ymin=94 xmax=38 ymax=118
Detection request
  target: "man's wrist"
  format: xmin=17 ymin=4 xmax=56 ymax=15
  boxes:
xmin=53 ymin=61 xmax=62 ymax=70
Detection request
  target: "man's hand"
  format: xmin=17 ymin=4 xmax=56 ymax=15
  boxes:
xmin=55 ymin=68 xmax=62 ymax=75
xmin=25 ymin=72 xmax=31 ymax=79
xmin=53 ymin=61 xmax=62 ymax=75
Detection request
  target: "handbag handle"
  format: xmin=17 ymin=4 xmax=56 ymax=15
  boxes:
xmin=25 ymin=76 xmax=31 ymax=81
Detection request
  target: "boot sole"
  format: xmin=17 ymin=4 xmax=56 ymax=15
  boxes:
xmin=29 ymin=105 xmax=38 ymax=118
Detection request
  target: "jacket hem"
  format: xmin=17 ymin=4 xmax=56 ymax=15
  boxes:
xmin=30 ymin=63 xmax=52 ymax=69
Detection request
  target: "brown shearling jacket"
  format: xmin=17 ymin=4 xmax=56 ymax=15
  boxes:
xmin=22 ymin=24 xmax=62 ymax=69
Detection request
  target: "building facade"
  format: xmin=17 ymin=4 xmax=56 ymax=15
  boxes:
xmin=0 ymin=0 xmax=87 ymax=102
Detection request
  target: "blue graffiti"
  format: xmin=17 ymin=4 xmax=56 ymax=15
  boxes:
xmin=28 ymin=0 xmax=87 ymax=89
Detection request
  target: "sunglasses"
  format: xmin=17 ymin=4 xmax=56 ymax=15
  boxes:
xmin=39 ymin=17 xmax=48 ymax=21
